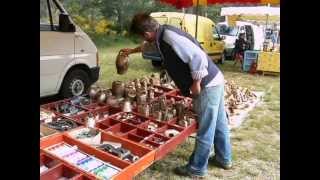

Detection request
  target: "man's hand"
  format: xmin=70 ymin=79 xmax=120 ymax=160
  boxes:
xmin=120 ymin=48 xmax=133 ymax=56
xmin=190 ymin=79 xmax=201 ymax=97
xmin=120 ymin=45 xmax=142 ymax=56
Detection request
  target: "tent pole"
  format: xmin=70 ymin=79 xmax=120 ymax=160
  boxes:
xmin=195 ymin=0 xmax=199 ymax=40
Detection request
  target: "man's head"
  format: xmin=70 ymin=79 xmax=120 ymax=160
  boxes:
xmin=130 ymin=13 xmax=159 ymax=42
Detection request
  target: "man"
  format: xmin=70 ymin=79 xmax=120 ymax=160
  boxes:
xmin=121 ymin=13 xmax=232 ymax=178
xmin=233 ymin=33 xmax=247 ymax=66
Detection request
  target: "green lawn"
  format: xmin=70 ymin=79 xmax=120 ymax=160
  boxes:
xmin=96 ymin=38 xmax=280 ymax=180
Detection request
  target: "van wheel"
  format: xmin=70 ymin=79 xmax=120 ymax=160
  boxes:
xmin=60 ymin=69 xmax=90 ymax=98
xmin=151 ymin=60 xmax=162 ymax=68
xmin=218 ymin=53 xmax=225 ymax=64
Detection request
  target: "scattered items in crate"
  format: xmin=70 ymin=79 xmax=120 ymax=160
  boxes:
xmin=224 ymin=81 xmax=257 ymax=115
xmin=70 ymin=96 xmax=90 ymax=106
xmin=77 ymin=156 xmax=104 ymax=172
xmin=40 ymin=108 xmax=56 ymax=123
xmin=86 ymin=113 xmax=96 ymax=128
xmin=147 ymin=122 xmax=158 ymax=132
xmin=112 ymin=81 xmax=125 ymax=98
xmin=57 ymin=177 xmax=70 ymax=180
xmin=148 ymin=136 xmax=166 ymax=145
xmin=40 ymin=165 xmax=48 ymax=174
xmin=40 ymin=124 xmax=59 ymax=138
xmin=141 ymin=142 xmax=157 ymax=149
xmin=55 ymin=103 xmax=84 ymax=116
xmin=115 ymin=112 xmax=137 ymax=121
xmin=97 ymin=143 xmax=139 ymax=163
xmin=46 ymin=142 xmax=121 ymax=179
xmin=69 ymin=127 xmax=101 ymax=146
xmin=88 ymin=85 xmax=115 ymax=106
xmin=97 ymin=89 xmax=113 ymax=105
xmin=45 ymin=118 xmax=78 ymax=132
xmin=147 ymin=95 xmax=193 ymax=123
xmin=137 ymin=104 xmax=150 ymax=117
xmin=164 ymin=129 xmax=180 ymax=138
xmin=122 ymin=99 xmax=132 ymax=112
xmin=159 ymin=71 xmax=176 ymax=89
xmin=76 ymin=128 xmax=99 ymax=139
xmin=91 ymin=164 xmax=120 ymax=180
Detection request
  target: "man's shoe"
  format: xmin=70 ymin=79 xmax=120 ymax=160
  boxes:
xmin=174 ymin=165 xmax=206 ymax=178
xmin=209 ymin=157 xmax=233 ymax=170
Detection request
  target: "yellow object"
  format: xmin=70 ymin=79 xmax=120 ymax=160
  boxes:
xmin=257 ymin=51 xmax=280 ymax=73
xmin=261 ymin=0 xmax=280 ymax=5
xmin=151 ymin=12 xmax=225 ymax=63
xmin=192 ymin=0 xmax=207 ymax=6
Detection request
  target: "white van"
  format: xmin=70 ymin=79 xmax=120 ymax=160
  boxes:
xmin=217 ymin=21 xmax=264 ymax=58
xmin=40 ymin=0 xmax=100 ymax=98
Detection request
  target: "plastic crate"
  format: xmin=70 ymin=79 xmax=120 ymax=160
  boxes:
xmin=243 ymin=64 xmax=252 ymax=72
xmin=243 ymin=50 xmax=259 ymax=72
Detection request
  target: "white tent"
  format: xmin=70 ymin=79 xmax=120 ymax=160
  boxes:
xmin=221 ymin=6 xmax=280 ymax=16
xmin=221 ymin=6 xmax=280 ymax=26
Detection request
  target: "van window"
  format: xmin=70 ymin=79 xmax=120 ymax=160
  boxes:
xmin=40 ymin=0 xmax=50 ymax=25
xmin=40 ymin=0 xmax=60 ymax=31
xmin=217 ymin=24 xmax=238 ymax=36
xmin=154 ymin=17 xmax=168 ymax=25
xmin=169 ymin=18 xmax=182 ymax=29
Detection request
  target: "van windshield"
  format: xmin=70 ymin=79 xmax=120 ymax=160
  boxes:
xmin=217 ymin=24 xmax=238 ymax=36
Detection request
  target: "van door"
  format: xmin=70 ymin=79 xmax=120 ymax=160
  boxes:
xmin=245 ymin=25 xmax=254 ymax=50
xmin=210 ymin=25 xmax=225 ymax=58
xmin=169 ymin=18 xmax=183 ymax=30
xmin=40 ymin=0 xmax=75 ymax=97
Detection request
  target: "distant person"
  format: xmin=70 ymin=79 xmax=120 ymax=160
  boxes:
xmin=233 ymin=33 xmax=247 ymax=66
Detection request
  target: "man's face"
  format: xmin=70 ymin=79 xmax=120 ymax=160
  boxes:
xmin=143 ymin=32 xmax=156 ymax=42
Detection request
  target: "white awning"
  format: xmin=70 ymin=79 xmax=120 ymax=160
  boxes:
xmin=221 ymin=6 xmax=280 ymax=16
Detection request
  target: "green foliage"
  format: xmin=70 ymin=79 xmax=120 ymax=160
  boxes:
xmin=59 ymin=0 xmax=224 ymax=37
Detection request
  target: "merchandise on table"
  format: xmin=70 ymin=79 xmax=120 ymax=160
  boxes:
xmin=97 ymin=143 xmax=139 ymax=163
xmin=45 ymin=118 xmax=78 ymax=132
xmin=45 ymin=142 xmax=121 ymax=179
xmin=164 ymin=129 xmax=180 ymax=138
xmin=40 ymin=108 xmax=56 ymax=123
xmin=91 ymin=164 xmax=120 ymax=180
xmin=70 ymin=96 xmax=91 ymax=106
xmin=40 ymin=165 xmax=48 ymax=174
xmin=40 ymin=73 xmax=199 ymax=179
xmin=55 ymin=103 xmax=85 ymax=116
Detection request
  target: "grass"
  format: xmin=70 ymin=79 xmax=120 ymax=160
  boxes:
xmin=95 ymin=37 xmax=280 ymax=180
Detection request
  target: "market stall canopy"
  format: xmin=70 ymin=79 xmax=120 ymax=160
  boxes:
xmin=221 ymin=6 xmax=280 ymax=25
xmin=221 ymin=6 xmax=280 ymax=16
xmin=158 ymin=0 xmax=280 ymax=9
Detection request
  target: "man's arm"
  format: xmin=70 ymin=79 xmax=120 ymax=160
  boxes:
xmin=120 ymin=45 xmax=142 ymax=56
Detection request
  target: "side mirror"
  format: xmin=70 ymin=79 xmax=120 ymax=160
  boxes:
xmin=59 ymin=13 xmax=75 ymax=32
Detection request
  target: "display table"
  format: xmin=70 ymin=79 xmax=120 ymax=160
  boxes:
xmin=257 ymin=51 xmax=280 ymax=74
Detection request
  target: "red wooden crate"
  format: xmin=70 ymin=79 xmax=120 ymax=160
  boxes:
xmin=41 ymin=101 xmax=89 ymax=118
xmin=71 ymin=106 xmax=121 ymax=125
xmin=40 ymin=152 xmax=95 ymax=180
xmin=66 ymin=127 xmax=156 ymax=179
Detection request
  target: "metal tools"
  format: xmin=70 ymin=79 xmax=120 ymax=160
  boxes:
xmin=97 ymin=144 xmax=139 ymax=163
xmin=45 ymin=118 xmax=78 ymax=131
